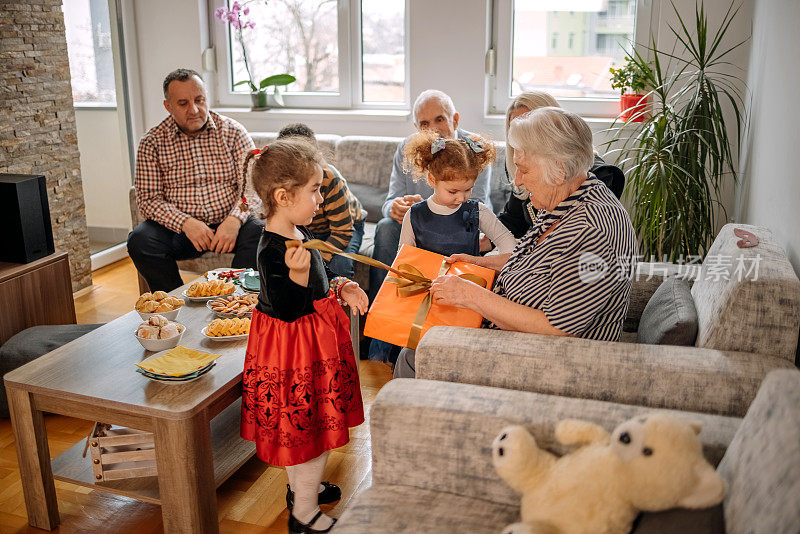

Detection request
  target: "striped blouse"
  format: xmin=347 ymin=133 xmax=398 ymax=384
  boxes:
xmin=307 ymin=165 xmax=363 ymax=260
xmin=493 ymin=176 xmax=638 ymax=341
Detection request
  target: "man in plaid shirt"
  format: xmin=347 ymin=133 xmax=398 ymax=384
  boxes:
xmin=127 ymin=69 xmax=260 ymax=292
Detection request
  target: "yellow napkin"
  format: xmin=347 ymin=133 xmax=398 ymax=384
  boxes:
xmin=135 ymin=345 xmax=221 ymax=376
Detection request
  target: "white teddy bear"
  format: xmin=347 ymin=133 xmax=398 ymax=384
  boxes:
xmin=492 ymin=413 xmax=726 ymax=534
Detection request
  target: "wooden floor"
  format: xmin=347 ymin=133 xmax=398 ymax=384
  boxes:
xmin=1 ymin=258 xmax=393 ymax=533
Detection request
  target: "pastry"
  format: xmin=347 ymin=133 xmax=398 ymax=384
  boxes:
xmin=135 ymin=291 xmax=183 ymax=312
xmin=165 ymin=296 xmax=184 ymax=307
xmin=155 ymin=302 xmax=174 ymax=312
xmin=135 ymin=293 xmax=152 ymax=309
xmin=209 ymin=294 xmax=257 ymax=316
xmin=148 ymin=314 xmax=169 ymax=327
xmin=186 ymin=280 xmax=236 ymax=297
xmin=206 ymin=317 xmax=251 ymax=337
xmin=136 ymin=325 xmax=160 ymax=339
xmin=140 ymin=300 xmax=159 ymax=313
xmin=159 ymin=323 xmax=180 ymax=339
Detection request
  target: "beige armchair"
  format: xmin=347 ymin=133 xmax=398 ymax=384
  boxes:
xmin=414 ymin=224 xmax=800 ymax=418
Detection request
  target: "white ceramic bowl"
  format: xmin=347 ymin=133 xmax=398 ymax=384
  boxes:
xmin=136 ymin=307 xmax=180 ymax=321
xmin=135 ymin=323 xmax=185 ymax=352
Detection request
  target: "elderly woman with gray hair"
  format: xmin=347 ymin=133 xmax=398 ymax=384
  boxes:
xmin=394 ymin=107 xmax=638 ymax=379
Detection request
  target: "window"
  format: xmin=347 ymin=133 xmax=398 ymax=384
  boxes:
xmin=63 ymin=0 xmax=117 ymax=106
xmin=211 ymin=0 xmax=407 ymax=109
xmin=489 ymin=0 xmax=654 ymax=117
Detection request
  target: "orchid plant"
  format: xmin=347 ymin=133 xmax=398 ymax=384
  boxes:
xmin=214 ymin=2 xmax=295 ymax=106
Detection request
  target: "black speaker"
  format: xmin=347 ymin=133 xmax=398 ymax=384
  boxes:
xmin=0 ymin=174 xmax=55 ymax=264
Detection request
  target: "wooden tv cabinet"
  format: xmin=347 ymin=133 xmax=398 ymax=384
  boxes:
xmin=0 ymin=252 xmax=76 ymax=346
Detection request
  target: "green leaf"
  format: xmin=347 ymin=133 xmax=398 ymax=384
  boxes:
xmin=259 ymin=74 xmax=297 ymax=88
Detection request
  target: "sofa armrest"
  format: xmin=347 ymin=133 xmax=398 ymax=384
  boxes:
xmin=370 ymin=379 xmax=740 ymax=506
xmin=415 ymin=327 xmax=795 ymax=418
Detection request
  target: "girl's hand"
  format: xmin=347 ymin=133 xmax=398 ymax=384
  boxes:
xmin=445 ymin=253 xmax=483 ymax=266
xmin=285 ymin=245 xmax=311 ymax=286
xmin=341 ymin=282 xmax=369 ymax=315
xmin=429 ymin=274 xmax=481 ymax=309
xmin=446 ymin=253 xmax=510 ymax=272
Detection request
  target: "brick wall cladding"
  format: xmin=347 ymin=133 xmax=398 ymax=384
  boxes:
xmin=0 ymin=0 xmax=92 ymax=291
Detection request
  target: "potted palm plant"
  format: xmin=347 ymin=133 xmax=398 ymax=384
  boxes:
xmin=602 ymin=1 xmax=747 ymax=262
xmin=215 ymin=2 xmax=296 ymax=110
xmin=609 ymin=56 xmax=650 ymax=122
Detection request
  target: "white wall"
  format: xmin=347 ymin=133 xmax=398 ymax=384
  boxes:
xmin=738 ymin=0 xmax=800 ymax=274
xmin=74 ymin=108 xmax=133 ymax=231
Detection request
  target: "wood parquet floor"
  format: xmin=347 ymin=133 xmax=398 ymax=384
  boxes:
xmin=0 ymin=258 xmax=393 ymax=533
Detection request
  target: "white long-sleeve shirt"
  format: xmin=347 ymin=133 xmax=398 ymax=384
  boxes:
xmin=399 ymin=197 xmax=516 ymax=255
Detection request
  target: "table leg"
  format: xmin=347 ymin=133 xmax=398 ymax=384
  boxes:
xmin=153 ymin=413 xmax=217 ymax=534
xmin=7 ymin=387 xmax=59 ymax=530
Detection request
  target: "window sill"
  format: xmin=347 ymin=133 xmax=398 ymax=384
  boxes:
xmin=213 ymin=107 xmax=411 ymax=122
xmin=483 ymin=113 xmax=617 ymax=130
xmin=74 ymin=103 xmax=118 ymax=111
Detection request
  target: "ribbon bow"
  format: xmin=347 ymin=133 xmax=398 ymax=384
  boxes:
xmin=285 ymin=239 xmax=488 ymax=348
xmin=431 ymin=137 xmax=446 ymax=154
xmin=252 ymin=144 xmax=269 ymax=156
xmin=465 ymin=136 xmax=485 ymax=153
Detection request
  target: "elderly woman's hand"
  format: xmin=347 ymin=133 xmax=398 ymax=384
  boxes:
xmin=430 ymin=274 xmax=483 ymax=308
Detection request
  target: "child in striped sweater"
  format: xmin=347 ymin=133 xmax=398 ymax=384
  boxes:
xmin=276 ymin=123 xmax=365 ymax=278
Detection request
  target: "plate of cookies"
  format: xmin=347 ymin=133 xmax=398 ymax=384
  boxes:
xmin=201 ymin=317 xmax=251 ymax=341
xmin=182 ymin=280 xmax=237 ymax=302
xmin=206 ymin=293 xmax=258 ymax=318
xmin=135 ymin=291 xmax=185 ymax=320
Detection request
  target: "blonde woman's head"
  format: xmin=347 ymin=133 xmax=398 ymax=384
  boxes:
xmin=504 ymin=91 xmax=560 ymax=197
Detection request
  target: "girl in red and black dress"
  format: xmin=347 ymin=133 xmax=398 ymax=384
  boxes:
xmin=239 ymin=137 xmax=367 ymax=534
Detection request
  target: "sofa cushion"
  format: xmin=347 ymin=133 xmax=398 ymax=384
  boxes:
xmin=631 ymin=505 xmax=724 ymax=534
xmin=637 ymin=277 xmax=698 ymax=345
xmin=691 ymin=224 xmax=800 ymax=361
xmin=335 ymin=136 xmax=403 ymax=188
xmin=717 ymin=369 xmax=800 ymax=533
xmin=0 ymin=324 xmax=104 ymax=417
xmin=347 ymin=182 xmax=386 ymax=224
xmin=249 ymin=132 xmax=341 ymax=156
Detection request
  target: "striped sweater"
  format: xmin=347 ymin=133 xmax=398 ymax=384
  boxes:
xmin=493 ymin=177 xmax=638 ymax=341
xmin=307 ymin=165 xmax=363 ymax=260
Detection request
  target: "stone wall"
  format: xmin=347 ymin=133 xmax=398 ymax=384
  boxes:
xmin=0 ymin=0 xmax=91 ymax=291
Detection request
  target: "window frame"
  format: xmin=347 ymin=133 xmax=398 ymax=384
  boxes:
xmin=209 ymin=0 xmax=409 ymax=110
xmin=487 ymin=0 xmax=657 ymax=118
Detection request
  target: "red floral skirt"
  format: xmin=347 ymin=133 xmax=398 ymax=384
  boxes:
xmin=240 ymin=292 xmax=364 ymax=466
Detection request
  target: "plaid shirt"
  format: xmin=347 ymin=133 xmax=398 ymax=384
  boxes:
xmin=135 ymin=111 xmax=256 ymax=233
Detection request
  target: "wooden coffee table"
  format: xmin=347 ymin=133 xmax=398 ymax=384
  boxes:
xmin=4 ymin=283 xmax=256 ymax=533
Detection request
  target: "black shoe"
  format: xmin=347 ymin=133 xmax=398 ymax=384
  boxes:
xmin=286 ymin=482 xmax=342 ymax=510
xmin=288 ymin=510 xmax=337 ymax=534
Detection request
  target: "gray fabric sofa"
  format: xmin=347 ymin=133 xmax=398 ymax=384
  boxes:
xmin=414 ymin=223 xmax=800 ymax=418
xmin=332 ymin=369 xmax=800 ymax=533
xmin=128 ymin=132 xmax=512 ymax=293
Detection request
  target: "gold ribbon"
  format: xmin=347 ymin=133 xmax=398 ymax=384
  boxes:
xmin=286 ymin=239 xmax=487 ymax=349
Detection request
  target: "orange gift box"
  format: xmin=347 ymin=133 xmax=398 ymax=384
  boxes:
xmin=363 ymin=244 xmax=496 ymax=350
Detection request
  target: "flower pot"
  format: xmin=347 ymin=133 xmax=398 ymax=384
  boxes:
xmin=620 ymin=93 xmax=648 ymax=122
xmin=250 ymin=92 xmax=268 ymax=111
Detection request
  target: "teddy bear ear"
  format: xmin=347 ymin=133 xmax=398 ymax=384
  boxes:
xmin=689 ymin=420 xmax=702 ymax=435
xmin=677 ymin=464 xmax=726 ymax=508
